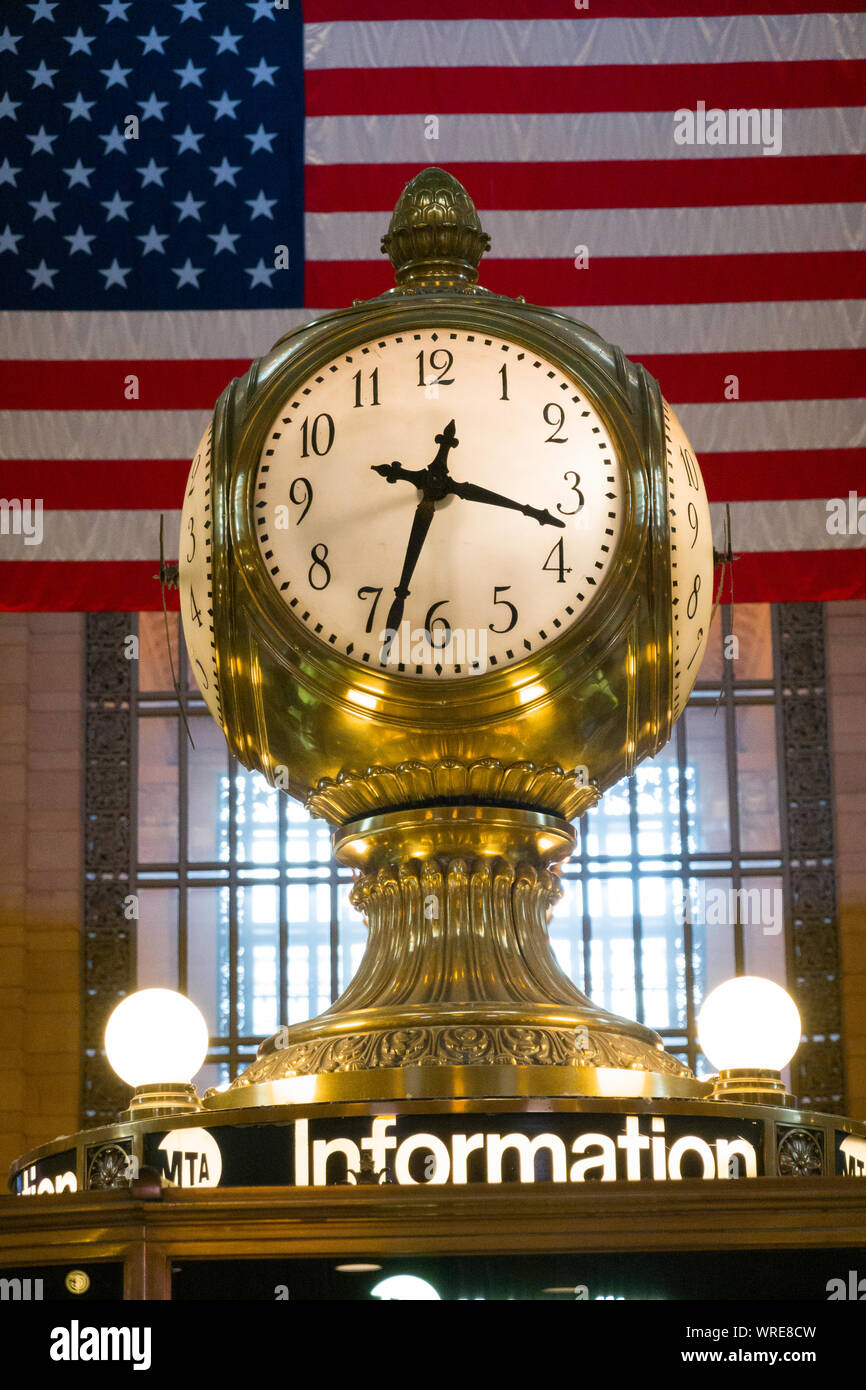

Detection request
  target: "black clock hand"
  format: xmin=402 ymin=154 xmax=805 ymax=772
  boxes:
xmin=443 ymin=477 xmax=565 ymax=528
xmin=371 ymin=461 xmax=428 ymax=487
xmin=380 ymin=497 xmax=436 ymax=664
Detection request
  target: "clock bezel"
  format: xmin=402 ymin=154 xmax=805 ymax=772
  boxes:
xmin=226 ymin=297 xmax=655 ymax=732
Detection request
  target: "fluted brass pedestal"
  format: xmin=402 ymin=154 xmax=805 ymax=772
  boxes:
xmin=222 ymin=806 xmax=697 ymax=1104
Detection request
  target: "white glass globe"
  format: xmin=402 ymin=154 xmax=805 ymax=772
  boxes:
xmin=698 ymin=976 xmax=801 ymax=1073
xmin=104 ymin=989 xmax=209 ymax=1088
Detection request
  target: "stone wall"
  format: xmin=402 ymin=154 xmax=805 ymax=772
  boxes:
xmin=0 ymin=614 xmax=83 ymax=1184
xmin=826 ymin=600 xmax=866 ymax=1120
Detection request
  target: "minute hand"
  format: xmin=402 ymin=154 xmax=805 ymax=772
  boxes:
xmin=444 ymin=478 xmax=565 ymax=528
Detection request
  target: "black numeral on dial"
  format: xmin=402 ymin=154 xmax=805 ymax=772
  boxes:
xmin=489 ymin=584 xmax=518 ymax=633
xmin=308 ymin=543 xmax=331 ymax=590
xmin=300 ymin=413 xmax=335 ymax=458
xmin=542 ymin=537 xmax=571 ymax=582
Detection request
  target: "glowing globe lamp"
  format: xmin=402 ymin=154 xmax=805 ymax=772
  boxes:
xmin=105 ymin=989 xmax=209 ymax=1117
xmin=698 ymin=976 xmax=802 ymax=1105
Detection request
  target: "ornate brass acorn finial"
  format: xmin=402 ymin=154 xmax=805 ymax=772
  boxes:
xmin=381 ymin=166 xmax=492 ymax=287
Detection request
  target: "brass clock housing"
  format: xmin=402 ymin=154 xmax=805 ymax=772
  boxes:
xmin=180 ymin=168 xmax=714 ymax=1097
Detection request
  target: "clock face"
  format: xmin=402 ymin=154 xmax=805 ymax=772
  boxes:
xmin=663 ymin=402 xmax=714 ymax=720
xmin=252 ymin=328 xmax=625 ymax=680
xmin=179 ymin=421 xmax=221 ymax=721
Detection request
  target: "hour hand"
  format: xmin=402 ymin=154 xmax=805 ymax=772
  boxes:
xmin=445 ymin=478 xmax=566 ymax=528
xmin=371 ymin=461 xmax=427 ymax=487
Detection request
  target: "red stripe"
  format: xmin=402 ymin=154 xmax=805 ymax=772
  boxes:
xmin=306 ymin=155 xmax=866 ymax=213
xmin=306 ymin=251 xmax=866 ymax=307
xmin=701 ymin=450 xmax=866 ymax=502
xmin=636 ymin=350 xmax=866 ymax=404
xmin=0 ymin=360 xmax=247 ymax=412
xmin=1 ymin=450 xmax=859 ymax=511
xmin=2 ymin=348 xmax=863 ymax=413
xmin=306 ymin=61 xmax=866 ymax=116
xmin=305 ymin=1 xmax=866 ymax=16
xmin=0 ymin=562 xmax=180 ymax=612
xmin=0 ymin=460 xmax=190 ymax=508
xmin=1 ymin=553 xmax=862 ymax=611
xmin=720 ymin=549 xmax=866 ymax=602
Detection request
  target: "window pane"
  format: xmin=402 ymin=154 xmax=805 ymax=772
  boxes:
xmin=138 ymin=611 xmax=178 ymax=692
xmin=136 ymin=888 xmax=178 ymax=988
xmin=138 ymin=716 xmax=178 ymax=861
xmin=685 ymin=706 xmax=730 ymax=853
xmin=742 ymin=875 xmax=786 ymax=982
xmin=737 ymin=705 xmax=781 ymax=852
xmin=234 ymin=767 xmax=279 ymax=864
xmin=187 ymin=888 xmax=224 ymax=1036
xmin=188 ymin=717 xmax=229 ymax=862
xmin=238 ymin=884 xmax=279 ymax=1037
xmin=733 ymin=604 xmax=773 ymax=681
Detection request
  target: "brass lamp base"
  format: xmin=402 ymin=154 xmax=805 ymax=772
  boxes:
xmin=225 ymin=805 xmax=694 ymax=1099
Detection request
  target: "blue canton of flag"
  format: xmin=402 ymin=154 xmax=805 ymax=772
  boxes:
xmin=0 ymin=0 xmax=304 ymax=308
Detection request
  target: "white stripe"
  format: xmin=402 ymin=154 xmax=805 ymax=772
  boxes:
xmin=0 ymin=401 xmax=861 ymax=460
xmin=306 ymin=109 xmax=866 ymax=164
xmin=0 ymin=411 xmax=210 ymax=460
xmin=305 ymin=16 xmax=866 ymax=68
xmin=2 ymin=303 xmax=863 ymax=361
xmin=0 ymin=510 xmax=180 ymax=562
xmin=711 ymin=499 xmax=866 ymax=553
xmin=0 ymin=501 xmax=859 ymax=564
xmin=676 ymin=400 xmax=866 ymax=453
xmin=308 ymin=205 xmax=866 ymax=261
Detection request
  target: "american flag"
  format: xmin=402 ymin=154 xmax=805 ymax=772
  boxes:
xmin=0 ymin=0 xmax=863 ymax=611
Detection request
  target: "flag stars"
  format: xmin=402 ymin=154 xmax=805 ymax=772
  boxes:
xmin=173 ymin=191 xmax=205 ymax=222
xmin=100 ymin=1 xmax=132 ymax=21
xmin=174 ymin=58 xmax=206 ymax=89
xmin=0 ymin=92 xmax=22 ymax=121
xmin=100 ymin=259 xmax=131 ymax=288
xmin=0 ymin=158 xmax=21 ymax=187
xmin=101 ymin=59 xmax=132 ymax=89
xmin=29 ymin=192 xmax=61 ymax=221
xmin=210 ymin=157 xmax=241 ymax=187
xmin=172 ymin=125 xmax=204 ymax=154
xmin=137 ymin=225 xmax=169 ymax=255
xmin=139 ymin=92 xmax=169 ymax=121
xmin=212 ymin=26 xmax=241 ymax=54
xmin=0 ymin=28 xmax=22 ymax=54
xmin=247 ymin=0 xmax=277 ymax=20
xmin=245 ymin=124 xmax=276 ymax=154
xmin=245 ymin=259 xmax=276 ymax=288
xmin=209 ymin=91 xmax=241 ymax=120
xmin=101 ymin=191 xmax=133 ymax=221
xmin=27 ymin=1 xmax=58 ymax=22
xmin=174 ymin=0 xmax=206 ymax=20
xmin=172 ymin=258 xmax=204 ymax=288
xmin=0 ymin=225 xmax=23 ymax=254
xmin=64 ymin=225 xmax=96 ymax=255
xmin=26 ymin=126 xmax=58 ymax=155
xmin=64 ymin=93 xmax=95 ymax=122
xmin=99 ymin=125 xmax=127 ymax=155
xmin=137 ymin=157 xmax=168 ymax=187
xmin=63 ymin=158 xmax=95 ymax=188
xmin=138 ymin=27 xmax=168 ymax=54
xmin=208 ymin=224 xmax=240 ymax=255
xmin=27 ymin=260 xmax=59 ymax=289
xmin=27 ymin=60 xmax=58 ymax=89
xmin=246 ymin=58 xmax=279 ymax=86
xmin=64 ymin=27 xmax=95 ymax=55
xmin=245 ymin=190 xmax=277 ymax=220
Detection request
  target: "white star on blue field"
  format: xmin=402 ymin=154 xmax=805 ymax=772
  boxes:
xmin=0 ymin=1 xmax=303 ymax=307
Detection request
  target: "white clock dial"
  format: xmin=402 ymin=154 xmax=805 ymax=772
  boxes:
xmin=252 ymin=329 xmax=626 ymax=680
xmin=663 ymin=401 xmax=714 ymax=719
xmin=179 ymin=422 xmax=221 ymax=721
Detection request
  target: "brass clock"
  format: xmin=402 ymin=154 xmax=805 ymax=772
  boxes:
xmin=179 ymin=168 xmax=715 ymax=1102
